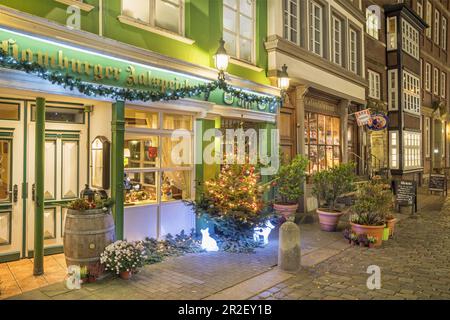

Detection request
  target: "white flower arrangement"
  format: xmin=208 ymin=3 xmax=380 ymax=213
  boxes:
xmin=100 ymin=240 xmax=147 ymax=275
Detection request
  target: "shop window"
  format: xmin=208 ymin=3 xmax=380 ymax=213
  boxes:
xmin=403 ymin=131 xmax=421 ymax=169
xmin=122 ymin=0 xmax=184 ymax=36
xmin=0 ymin=139 xmax=11 ymax=203
xmin=223 ymin=0 xmax=255 ymax=63
xmin=283 ymin=0 xmax=300 ymax=45
xmin=389 ymin=131 xmax=398 ymax=169
xmin=124 ymin=108 xmax=193 ymax=205
xmin=0 ymin=211 xmax=11 ymax=245
xmin=220 ymin=118 xmax=259 ymax=162
xmin=0 ymin=102 xmax=20 ymax=120
xmin=304 ymin=113 xmax=341 ymax=173
xmin=125 ymin=109 xmax=158 ymax=129
xmin=31 ymin=106 xmax=84 ymax=124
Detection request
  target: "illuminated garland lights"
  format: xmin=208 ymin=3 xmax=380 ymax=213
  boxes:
xmin=0 ymin=49 xmax=280 ymax=108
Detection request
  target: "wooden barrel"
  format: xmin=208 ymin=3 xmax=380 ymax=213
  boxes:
xmin=63 ymin=208 xmax=115 ymax=268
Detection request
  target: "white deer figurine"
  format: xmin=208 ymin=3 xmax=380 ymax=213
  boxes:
xmin=200 ymin=228 xmax=219 ymax=252
xmin=253 ymin=221 xmax=275 ymax=245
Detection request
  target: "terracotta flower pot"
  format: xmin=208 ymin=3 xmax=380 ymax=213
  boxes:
xmin=350 ymin=222 xmax=384 ymax=247
xmin=317 ymin=208 xmax=343 ymax=232
xmin=386 ymin=218 xmax=397 ymax=237
xmin=119 ymin=270 xmax=132 ymax=280
xmin=273 ymin=203 xmax=298 ymax=220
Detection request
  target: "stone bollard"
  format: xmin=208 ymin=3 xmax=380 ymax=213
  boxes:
xmin=278 ymin=221 xmax=301 ymax=272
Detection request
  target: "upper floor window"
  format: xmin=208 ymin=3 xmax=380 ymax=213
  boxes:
xmin=425 ymin=1 xmax=432 ymax=38
xmin=433 ymin=67 xmax=440 ymax=95
xmin=387 ymin=16 xmax=397 ymax=50
xmin=366 ymin=8 xmax=379 ymax=39
xmin=332 ymin=16 xmax=343 ymax=66
xmin=425 ymin=62 xmax=431 ymax=92
xmin=442 ymin=17 xmax=447 ymax=50
xmin=122 ymin=0 xmax=184 ymax=35
xmin=368 ymin=70 xmax=381 ymax=99
xmin=416 ymin=1 xmax=423 ymax=19
xmin=434 ymin=9 xmax=440 ymax=45
xmin=402 ymin=19 xmax=419 ymax=60
xmin=309 ymin=1 xmax=323 ymax=56
xmin=441 ymin=72 xmax=446 ymax=98
xmin=283 ymin=0 xmax=300 ymax=45
xmin=223 ymin=0 xmax=255 ymax=63
xmin=402 ymin=70 xmax=420 ymax=115
xmin=349 ymin=28 xmax=358 ymax=74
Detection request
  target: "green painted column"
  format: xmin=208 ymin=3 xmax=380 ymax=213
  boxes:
xmin=33 ymin=97 xmax=45 ymax=276
xmin=111 ymin=101 xmax=125 ymax=240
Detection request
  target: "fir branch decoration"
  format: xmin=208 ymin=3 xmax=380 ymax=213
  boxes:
xmin=0 ymin=49 xmax=280 ymax=108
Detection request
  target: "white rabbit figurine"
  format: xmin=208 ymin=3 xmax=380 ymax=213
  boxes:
xmin=253 ymin=221 xmax=275 ymax=245
xmin=201 ymin=228 xmax=219 ymax=252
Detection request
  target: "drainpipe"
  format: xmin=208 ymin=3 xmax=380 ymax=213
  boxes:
xmin=85 ymin=105 xmax=93 ymax=185
xmin=33 ymin=97 xmax=45 ymax=276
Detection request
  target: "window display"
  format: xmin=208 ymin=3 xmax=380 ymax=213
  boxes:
xmin=305 ymin=112 xmax=341 ymax=173
xmin=124 ymin=108 xmax=193 ymax=206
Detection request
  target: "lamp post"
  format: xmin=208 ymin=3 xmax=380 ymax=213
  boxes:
xmin=214 ymin=38 xmax=230 ymax=82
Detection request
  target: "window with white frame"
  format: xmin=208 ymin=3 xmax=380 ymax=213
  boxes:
xmin=388 ymin=69 xmax=398 ymax=110
xmin=389 ymin=131 xmax=399 ymax=169
xmin=425 ymin=116 xmax=431 ymax=158
xmin=332 ymin=16 xmax=342 ymax=65
xmin=434 ymin=9 xmax=440 ymax=45
xmin=283 ymin=0 xmax=300 ymax=45
xmin=441 ymin=72 xmax=446 ymax=98
xmin=223 ymin=0 xmax=255 ymax=63
xmin=434 ymin=67 xmax=439 ymax=95
xmin=387 ymin=16 xmax=397 ymax=50
xmin=309 ymin=1 xmax=323 ymax=56
xmin=366 ymin=8 xmax=379 ymax=39
xmin=349 ymin=29 xmax=358 ymax=74
xmin=122 ymin=0 xmax=184 ymax=35
xmin=403 ymin=131 xmax=422 ymax=169
xmin=426 ymin=1 xmax=432 ymax=38
xmin=403 ymin=70 xmax=420 ymax=115
xmin=368 ymin=70 xmax=381 ymax=99
xmin=420 ymin=58 xmax=423 ymax=88
xmin=417 ymin=0 xmax=423 ymax=19
xmin=402 ymin=19 xmax=419 ymax=59
xmin=425 ymin=62 xmax=431 ymax=91
xmin=443 ymin=17 xmax=447 ymax=50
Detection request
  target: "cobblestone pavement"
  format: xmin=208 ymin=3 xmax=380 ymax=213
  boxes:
xmin=251 ymin=193 xmax=450 ymax=300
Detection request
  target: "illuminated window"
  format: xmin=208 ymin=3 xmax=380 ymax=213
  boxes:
xmin=403 ymin=131 xmax=421 ymax=169
xmin=389 ymin=131 xmax=398 ymax=169
xmin=366 ymin=8 xmax=379 ymax=39
xmin=402 ymin=19 xmax=419 ymax=59
xmin=425 ymin=117 xmax=431 ymax=158
xmin=402 ymin=70 xmax=421 ymax=115
xmin=388 ymin=69 xmax=398 ymax=110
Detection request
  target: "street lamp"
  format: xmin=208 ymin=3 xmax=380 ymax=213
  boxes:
xmin=278 ymin=64 xmax=290 ymax=91
xmin=214 ymin=38 xmax=229 ymax=82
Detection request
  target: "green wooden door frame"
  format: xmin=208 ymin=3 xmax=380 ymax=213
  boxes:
xmin=111 ymin=101 xmax=125 ymax=240
xmin=33 ymin=97 xmax=45 ymax=275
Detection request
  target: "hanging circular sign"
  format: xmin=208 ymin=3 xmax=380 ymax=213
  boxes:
xmin=367 ymin=113 xmax=388 ymax=131
xmin=257 ymin=103 xmax=268 ymax=111
xmin=223 ymin=92 xmax=234 ymax=105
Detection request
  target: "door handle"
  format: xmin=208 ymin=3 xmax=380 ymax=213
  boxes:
xmin=13 ymin=184 xmax=18 ymax=203
xmin=32 ymin=183 xmax=35 ymax=201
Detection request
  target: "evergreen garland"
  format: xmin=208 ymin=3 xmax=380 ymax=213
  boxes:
xmin=0 ymin=49 xmax=280 ymax=108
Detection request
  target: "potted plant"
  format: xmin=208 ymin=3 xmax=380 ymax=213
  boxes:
xmin=350 ymin=181 xmax=393 ymax=247
xmin=367 ymin=235 xmax=377 ymax=248
xmin=343 ymin=229 xmax=351 ymax=244
xmin=312 ymin=163 xmax=356 ymax=231
xmin=100 ymin=240 xmax=147 ymax=280
xmin=357 ymin=234 xmax=368 ymax=247
xmin=273 ymin=155 xmax=308 ymax=220
xmin=350 ymin=233 xmax=358 ymax=246
xmin=385 ymin=213 xmax=397 ymax=237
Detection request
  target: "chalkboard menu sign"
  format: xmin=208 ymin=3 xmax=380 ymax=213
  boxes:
xmin=396 ymin=180 xmax=416 ymax=206
xmin=429 ymin=174 xmax=447 ymax=194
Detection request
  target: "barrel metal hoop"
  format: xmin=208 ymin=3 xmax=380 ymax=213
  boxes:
xmin=66 ymin=213 xmax=110 ymax=219
xmin=65 ymin=257 xmax=100 ymax=263
xmin=64 ymin=226 xmax=115 ymax=235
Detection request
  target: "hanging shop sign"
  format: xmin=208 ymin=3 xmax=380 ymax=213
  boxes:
xmin=355 ymin=109 xmax=372 ymax=126
xmin=367 ymin=113 xmax=388 ymax=131
xmin=0 ymin=28 xmax=278 ymax=113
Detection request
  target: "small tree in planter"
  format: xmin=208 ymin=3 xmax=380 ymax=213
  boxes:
xmin=350 ymin=180 xmax=394 ymax=247
xmin=312 ymin=163 xmax=356 ymax=232
xmin=273 ymin=155 xmax=308 ymax=220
